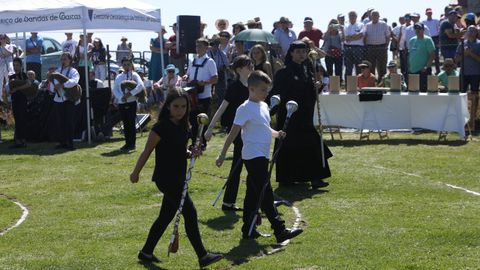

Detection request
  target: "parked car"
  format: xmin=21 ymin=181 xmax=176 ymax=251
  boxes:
xmin=8 ymin=36 xmax=63 ymax=79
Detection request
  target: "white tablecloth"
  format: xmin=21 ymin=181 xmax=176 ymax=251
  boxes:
xmin=314 ymin=93 xmax=469 ymax=139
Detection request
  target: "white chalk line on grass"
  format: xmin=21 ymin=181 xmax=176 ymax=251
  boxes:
xmin=265 ymin=205 xmax=302 ymax=255
xmin=445 ymin=184 xmax=480 ymax=196
xmin=0 ymin=194 xmax=29 ymax=236
xmin=367 ymin=164 xmax=480 ymax=197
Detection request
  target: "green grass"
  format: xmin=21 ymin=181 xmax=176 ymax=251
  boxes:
xmin=0 ymin=128 xmax=479 ymax=270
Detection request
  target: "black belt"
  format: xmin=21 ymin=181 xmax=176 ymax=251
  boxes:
xmin=344 ymin=45 xmax=364 ymax=47
xmin=366 ymin=44 xmax=387 ymax=47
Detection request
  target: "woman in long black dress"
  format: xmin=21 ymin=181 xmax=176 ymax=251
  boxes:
xmin=271 ymin=41 xmax=332 ymax=188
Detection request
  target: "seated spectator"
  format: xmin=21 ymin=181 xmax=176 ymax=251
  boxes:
xmin=153 ymin=64 xmax=182 ymax=107
xmin=379 ymin=60 xmax=407 ymax=90
xmin=437 ymin=58 xmax=459 ymax=92
xmin=357 ymin=60 xmax=376 ymax=89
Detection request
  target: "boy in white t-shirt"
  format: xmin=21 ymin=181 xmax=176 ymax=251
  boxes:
xmin=216 ymin=70 xmax=303 ymax=242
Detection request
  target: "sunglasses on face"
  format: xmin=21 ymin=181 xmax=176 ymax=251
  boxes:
xmin=167 ymin=70 xmax=175 ymax=73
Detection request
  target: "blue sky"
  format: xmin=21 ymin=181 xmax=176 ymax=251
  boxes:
xmin=45 ymin=0 xmax=449 ymax=58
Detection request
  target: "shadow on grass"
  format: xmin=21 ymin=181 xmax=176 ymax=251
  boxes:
xmin=201 ymin=211 xmax=240 ymax=231
xmin=137 ymin=261 xmax=167 ymax=270
xmin=101 ymin=148 xmax=137 ymax=157
xmin=274 ymin=183 xmax=329 ymax=203
xmin=326 ymin=138 xmax=469 ymax=147
xmin=224 ymin=239 xmax=274 ymax=266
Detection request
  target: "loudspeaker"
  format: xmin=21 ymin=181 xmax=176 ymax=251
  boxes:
xmin=177 ymin=15 xmax=201 ymax=54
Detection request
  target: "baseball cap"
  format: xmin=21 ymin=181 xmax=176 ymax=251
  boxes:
xmin=465 ymin=13 xmax=476 ymax=22
xmin=411 ymin=12 xmax=420 ymax=18
xmin=414 ymin=22 xmax=425 ymax=30
xmin=304 ymin=17 xmax=313 ymax=23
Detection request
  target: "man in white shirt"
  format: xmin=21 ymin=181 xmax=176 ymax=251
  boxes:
xmin=112 ymin=57 xmax=144 ymax=151
xmin=422 ymin=8 xmax=441 ymax=74
xmin=185 ymin=38 xmax=218 ymax=147
xmin=61 ymin=33 xmax=77 ymax=57
xmin=364 ymin=10 xmax=391 ymax=82
xmin=344 ymin=11 xmax=366 ymax=78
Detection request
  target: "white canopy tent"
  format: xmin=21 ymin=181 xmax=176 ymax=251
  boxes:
xmin=0 ymin=0 xmax=163 ymax=143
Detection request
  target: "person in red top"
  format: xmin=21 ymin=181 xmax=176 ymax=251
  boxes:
xmin=357 ymin=60 xmax=376 ymax=89
xmin=168 ymin=23 xmax=186 ymax=76
xmin=298 ymin=17 xmax=323 ymax=48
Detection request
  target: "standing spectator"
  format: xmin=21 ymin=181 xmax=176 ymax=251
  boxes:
xmin=61 ymin=33 xmax=77 ymax=57
xmin=92 ymin=38 xmax=107 ymax=81
xmin=208 ymin=37 xmax=229 ymax=106
xmin=361 ymin=8 xmax=374 ymax=24
xmin=422 ymin=8 xmax=441 ymax=74
xmin=75 ymin=34 xmax=93 ymax=90
xmin=116 ymin=36 xmax=132 ymax=65
xmin=7 ymin=57 xmax=28 ymax=148
xmin=409 ymin=13 xmax=431 ymax=36
xmin=391 ymin=18 xmax=404 ymax=60
xmin=215 ymin=18 xmax=229 ymax=33
xmin=455 ymin=26 xmax=480 ymax=131
xmin=298 ymin=17 xmax=323 ymax=48
xmin=408 ymin=23 xmax=435 ymax=92
xmin=184 ymin=38 xmax=218 ymax=147
xmin=399 ymin=14 xmax=412 ymax=79
xmin=273 ymin=16 xmax=297 ymax=59
xmin=364 ymin=10 xmax=391 ymax=83
xmin=440 ymin=10 xmax=465 ymax=59
xmin=112 ymin=57 xmax=145 ymax=151
xmin=322 ymin=24 xmax=343 ymax=80
xmin=344 ymin=11 xmax=366 ymax=79
xmin=25 ymin=32 xmax=43 ymax=81
xmin=168 ymin=23 xmax=186 ymax=76
xmin=0 ymin=34 xmax=13 ymax=98
xmin=218 ymin=31 xmax=232 ymax=55
xmin=250 ymin=44 xmax=273 ymax=80
xmin=149 ymin=27 xmax=171 ymax=82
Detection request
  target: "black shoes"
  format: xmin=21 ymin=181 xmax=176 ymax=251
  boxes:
xmin=311 ymin=180 xmax=329 ymax=189
xmin=199 ymin=252 xmax=223 ymax=268
xmin=221 ymin=204 xmax=243 ymax=211
xmin=137 ymin=250 xmax=160 ymax=263
xmin=242 ymin=229 xmax=271 ymax=239
xmin=120 ymin=144 xmax=135 ymax=151
xmin=275 ymin=228 xmax=304 ymax=243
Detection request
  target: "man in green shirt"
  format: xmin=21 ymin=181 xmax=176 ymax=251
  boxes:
xmin=408 ymin=23 xmax=435 ymax=91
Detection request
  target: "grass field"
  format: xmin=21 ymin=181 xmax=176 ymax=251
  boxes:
xmin=0 ymin=127 xmax=479 ymax=270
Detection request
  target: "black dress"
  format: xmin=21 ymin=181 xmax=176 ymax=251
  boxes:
xmin=271 ymin=62 xmax=332 ymax=184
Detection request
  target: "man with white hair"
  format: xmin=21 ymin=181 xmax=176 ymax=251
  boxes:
xmin=364 ymin=10 xmax=391 ymax=82
xmin=344 ymin=11 xmax=365 ymax=78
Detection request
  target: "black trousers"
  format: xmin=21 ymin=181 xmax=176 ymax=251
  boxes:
xmin=54 ymin=101 xmax=75 ymax=146
xmin=26 ymin=62 xmax=41 ymax=81
xmin=189 ymin=97 xmax=211 ymax=146
xmin=11 ymin=91 xmax=28 ymax=142
xmin=223 ymin=136 xmax=243 ymax=205
xmin=400 ymin=50 xmax=409 ymax=82
xmin=242 ymin=157 xmax=285 ymax=235
xmin=141 ymin=181 xmax=207 ymax=258
xmin=119 ymin=102 xmax=137 ymax=147
xmin=344 ymin=45 xmax=366 ymax=77
xmin=366 ymin=45 xmax=388 ymax=83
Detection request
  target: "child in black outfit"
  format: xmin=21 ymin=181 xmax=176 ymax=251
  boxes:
xmin=205 ymin=55 xmax=253 ymax=212
xmin=130 ymin=89 xmax=223 ymax=268
xmin=216 ymin=71 xmax=303 ymax=242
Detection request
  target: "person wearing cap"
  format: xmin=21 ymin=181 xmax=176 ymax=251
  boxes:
xmin=167 ymin=23 xmax=186 ymax=76
xmin=116 ymin=36 xmax=132 ymax=66
xmin=61 ymin=33 xmax=78 ymax=57
xmin=149 ymin=27 xmax=172 ymax=82
xmin=437 ymin=58 xmax=459 ymax=92
xmin=270 ymin=41 xmax=332 ymax=188
xmin=440 ymin=10 xmax=466 ymax=59
xmin=364 ymin=10 xmax=391 ymax=83
xmin=422 ymin=8 xmax=441 ymax=73
xmin=455 ymin=26 xmax=480 ymax=130
xmin=298 ymin=17 xmax=323 ymax=48
xmin=357 ymin=60 xmax=376 ymax=89
xmin=408 ymin=22 xmax=435 ymax=92
xmin=379 ymin=60 xmax=407 ymax=90
xmin=344 ymin=11 xmax=366 ymax=78
xmin=273 ymin=16 xmax=297 ymax=59
xmin=405 ymin=13 xmax=431 ymax=50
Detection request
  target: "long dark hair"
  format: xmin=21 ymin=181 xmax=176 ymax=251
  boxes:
xmin=157 ymin=88 xmax=190 ymax=131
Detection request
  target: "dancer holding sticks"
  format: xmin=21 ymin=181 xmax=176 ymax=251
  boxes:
xmin=205 ymin=55 xmax=253 ymax=211
xmin=216 ymin=70 xmax=303 ymax=242
xmin=130 ymin=89 xmax=223 ymax=268
xmin=270 ymin=41 xmax=333 ymax=189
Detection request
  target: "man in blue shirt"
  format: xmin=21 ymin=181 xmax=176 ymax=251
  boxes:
xmin=25 ymin=32 xmax=43 ymax=81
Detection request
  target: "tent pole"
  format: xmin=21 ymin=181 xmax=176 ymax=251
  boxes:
xmin=83 ymin=27 xmax=92 ymax=144
xmin=22 ymin=32 xmax=26 ymax=72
